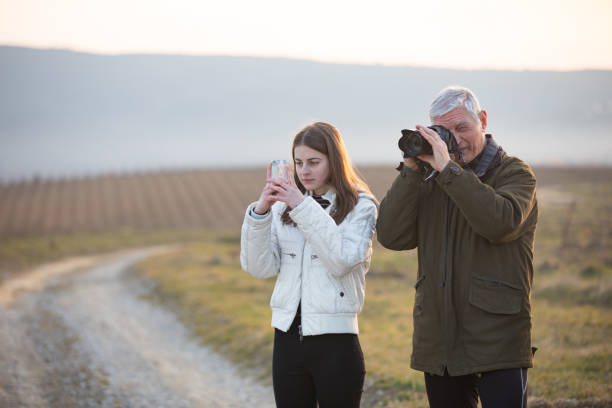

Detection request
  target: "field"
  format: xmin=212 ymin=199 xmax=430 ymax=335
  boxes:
xmin=0 ymin=167 xmax=396 ymax=276
xmin=0 ymin=167 xmax=401 ymax=238
xmin=0 ymin=165 xmax=611 ymax=406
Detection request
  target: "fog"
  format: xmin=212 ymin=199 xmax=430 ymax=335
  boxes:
xmin=1 ymin=47 xmax=611 ymax=181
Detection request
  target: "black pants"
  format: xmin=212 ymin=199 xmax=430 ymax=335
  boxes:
xmin=425 ymin=367 xmax=528 ymax=408
xmin=272 ymin=317 xmax=365 ymax=408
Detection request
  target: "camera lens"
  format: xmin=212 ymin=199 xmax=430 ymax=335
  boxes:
xmin=399 ymin=129 xmax=433 ymax=158
xmin=406 ymin=134 xmax=424 ymax=153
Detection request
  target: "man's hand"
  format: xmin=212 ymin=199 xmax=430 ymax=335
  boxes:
xmin=403 ymin=156 xmax=420 ymax=171
xmin=415 ymin=125 xmax=451 ymax=172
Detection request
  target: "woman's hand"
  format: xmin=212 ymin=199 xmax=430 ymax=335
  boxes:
xmin=254 ymin=163 xmax=279 ymax=214
xmin=270 ymin=163 xmax=305 ymax=209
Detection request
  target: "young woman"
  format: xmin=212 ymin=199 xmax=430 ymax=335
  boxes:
xmin=240 ymin=122 xmax=378 ymax=408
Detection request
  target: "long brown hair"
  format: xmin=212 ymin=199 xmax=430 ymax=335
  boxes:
xmin=281 ymin=122 xmax=374 ymax=225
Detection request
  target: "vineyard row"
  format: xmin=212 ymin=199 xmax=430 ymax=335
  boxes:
xmin=0 ymin=165 xmax=609 ymax=240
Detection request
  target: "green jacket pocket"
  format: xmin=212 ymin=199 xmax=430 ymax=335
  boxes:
xmin=469 ymin=276 xmax=522 ymax=315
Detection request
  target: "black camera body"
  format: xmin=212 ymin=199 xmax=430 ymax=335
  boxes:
xmin=397 ymin=125 xmax=463 ymax=179
xmin=398 ymin=125 xmax=460 ymax=159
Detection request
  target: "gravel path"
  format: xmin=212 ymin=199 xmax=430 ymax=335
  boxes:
xmin=0 ymin=248 xmax=276 ymax=408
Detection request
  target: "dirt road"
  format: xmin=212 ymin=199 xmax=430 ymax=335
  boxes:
xmin=0 ymin=248 xmax=275 ymax=407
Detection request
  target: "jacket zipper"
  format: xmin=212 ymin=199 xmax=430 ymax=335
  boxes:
xmin=441 ymin=195 xmax=451 ymax=373
xmin=442 ymin=196 xmax=451 ymax=289
xmin=298 ymin=240 xmax=307 ymax=342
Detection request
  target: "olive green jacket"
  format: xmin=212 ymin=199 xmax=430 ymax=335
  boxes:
xmin=376 ymin=154 xmax=538 ymax=376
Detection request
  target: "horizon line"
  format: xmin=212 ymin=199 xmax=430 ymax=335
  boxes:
xmin=2 ymin=162 xmax=612 ymax=185
xmin=2 ymin=43 xmax=612 ymax=73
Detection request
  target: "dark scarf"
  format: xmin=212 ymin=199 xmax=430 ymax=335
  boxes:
xmin=464 ymin=134 xmax=505 ymax=179
xmin=417 ymin=134 xmax=504 ymax=182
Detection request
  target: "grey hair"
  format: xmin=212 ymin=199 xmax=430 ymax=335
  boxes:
xmin=429 ymin=86 xmax=482 ymax=123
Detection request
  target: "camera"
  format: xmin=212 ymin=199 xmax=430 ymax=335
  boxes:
xmin=397 ymin=125 xmax=463 ymax=180
xmin=398 ymin=125 xmax=461 ymax=160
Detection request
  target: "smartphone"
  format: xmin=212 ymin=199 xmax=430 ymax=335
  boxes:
xmin=270 ymin=160 xmax=289 ymax=181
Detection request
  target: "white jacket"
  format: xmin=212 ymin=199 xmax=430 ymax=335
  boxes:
xmin=240 ymin=189 xmax=378 ymax=336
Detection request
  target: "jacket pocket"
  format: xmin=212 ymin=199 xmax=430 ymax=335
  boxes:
xmin=310 ymin=254 xmax=356 ymax=313
xmin=413 ymin=275 xmax=426 ymax=317
xmin=281 ymin=251 xmax=298 ymax=263
xmin=469 ymin=275 xmax=522 ymax=315
xmin=463 ymin=275 xmax=529 ymax=365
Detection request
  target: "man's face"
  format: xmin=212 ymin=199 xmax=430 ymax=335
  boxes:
xmin=433 ymin=106 xmax=487 ymax=164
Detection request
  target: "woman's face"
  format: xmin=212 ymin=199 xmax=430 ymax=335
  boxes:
xmin=294 ymin=145 xmax=330 ymax=195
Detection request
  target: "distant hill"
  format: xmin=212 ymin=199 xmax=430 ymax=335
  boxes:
xmin=1 ymin=46 xmax=611 ymax=180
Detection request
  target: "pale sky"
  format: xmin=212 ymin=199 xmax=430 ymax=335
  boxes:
xmin=1 ymin=0 xmax=611 ymax=70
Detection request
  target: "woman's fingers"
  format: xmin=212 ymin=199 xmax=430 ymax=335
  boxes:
xmin=270 ymin=183 xmax=287 ymax=194
xmin=284 ymin=163 xmax=294 ymax=186
xmin=270 ymin=178 xmax=289 ymax=190
xmin=266 ymin=162 xmax=272 ymax=180
xmin=262 ymin=181 xmax=274 ymax=195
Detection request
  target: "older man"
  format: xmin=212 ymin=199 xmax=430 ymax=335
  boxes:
xmin=376 ymin=86 xmax=538 ymax=408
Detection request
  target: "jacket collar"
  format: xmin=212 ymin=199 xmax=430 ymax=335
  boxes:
xmin=306 ymin=188 xmax=336 ymax=211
